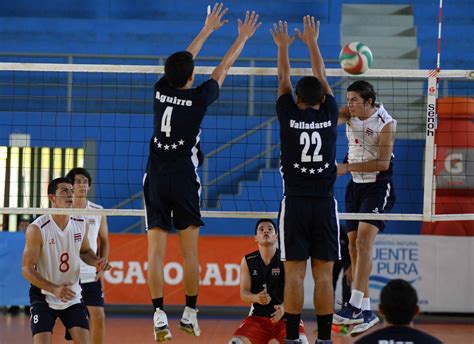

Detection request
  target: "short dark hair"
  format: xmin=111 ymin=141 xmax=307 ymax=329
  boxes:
xmin=48 ymin=177 xmax=73 ymax=195
xmin=164 ymin=51 xmax=194 ymax=88
xmin=254 ymin=219 xmax=277 ymax=235
xmin=295 ymin=76 xmax=324 ymax=106
xmin=347 ymin=80 xmax=376 ymax=105
xmin=66 ymin=167 xmax=92 ymax=186
xmin=380 ymin=279 xmax=418 ymax=325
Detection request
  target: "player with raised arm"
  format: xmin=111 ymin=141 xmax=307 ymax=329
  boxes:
xmin=271 ymin=16 xmax=340 ymax=344
xmin=333 ymin=80 xmax=396 ymax=336
xmin=66 ymin=167 xmax=109 ymax=344
xmin=22 ymin=177 xmax=110 ymax=344
xmin=144 ymin=3 xmax=261 ymax=341
xmin=229 ymin=219 xmax=308 ymax=344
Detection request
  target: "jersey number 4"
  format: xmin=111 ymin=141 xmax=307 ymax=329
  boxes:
xmin=300 ymin=132 xmax=322 ymax=162
xmin=161 ymin=106 xmax=173 ymax=137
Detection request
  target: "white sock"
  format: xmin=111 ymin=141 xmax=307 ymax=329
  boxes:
xmin=349 ymin=289 xmax=364 ymax=309
xmin=362 ymin=297 xmax=371 ymax=311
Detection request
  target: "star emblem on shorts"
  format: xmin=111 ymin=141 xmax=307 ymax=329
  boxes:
xmin=324 ymin=162 xmax=330 ymax=169
xmin=154 ymin=137 xmax=158 ymax=143
xmin=293 ymin=163 xmax=300 ymax=169
xmin=309 ymin=168 xmax=315 ymax=174
xmin=171 ymin=143 xmax=177 ymax=149
xmin=301 ymin=167 xmax=307 ymax=173
xmin=178 ymin=139 xmax=185 ymax=145
xmin=318 ymin=167 xmax=324 ymax=173
xmin=164 ymin=144 xmax=170 ymax=150
xmin=157 ymin=142 xmax=162 ymax=148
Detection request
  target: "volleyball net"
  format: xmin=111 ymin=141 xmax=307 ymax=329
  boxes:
xmin=0 ymin=62 xmax=473 ymax=232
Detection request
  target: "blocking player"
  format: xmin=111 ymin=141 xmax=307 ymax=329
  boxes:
xmin=144 ymin=3 xmax=261 ymax=342
xmin=66 ymin=167 xmax=109 ymax=344
xmin=229 ymin=219 xmax=308 ymax=344
xmin=271 ymin=16 xmax=340 ymax=344
xmin=21 ymin=177 xmax=110 ymax=344
xmin=333 ymin=80 xmax=396 ymax=336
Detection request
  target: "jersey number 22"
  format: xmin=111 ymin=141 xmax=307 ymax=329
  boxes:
xmin=300 ymin=132 xmax=322 ymax=162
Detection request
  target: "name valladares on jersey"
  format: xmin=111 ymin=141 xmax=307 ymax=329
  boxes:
xmin=290 ymin=119 xmax=332 ymax=130
xmin=155 ymin=91 xmax=193 ymax=107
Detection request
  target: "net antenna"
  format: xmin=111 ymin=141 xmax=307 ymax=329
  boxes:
xmin=422 ymin=0 xmax=444 ymax=221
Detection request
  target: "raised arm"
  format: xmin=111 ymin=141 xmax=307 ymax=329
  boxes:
xmin=295 ymin=15 xmax=333 ymax=96
xmin=270 ymin=20 xmax=295 ymax=97
xmin=239 ymin=257 xmax=271 ymax=305
xmin=186 ymin=3 xmax=228 ymax=59
xmin=22 ymin=225 xmax=76 ymax=301
xmin=338 ymin=122 xmax=396 ymax=175
xmin=211 ymin=10 xmax=262 ymax=87
xmin=338 ymin=105 xmax=351 ymax=125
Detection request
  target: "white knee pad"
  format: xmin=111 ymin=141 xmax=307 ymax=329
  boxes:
xmin=228 ymin=337 xmax=244 ymax=344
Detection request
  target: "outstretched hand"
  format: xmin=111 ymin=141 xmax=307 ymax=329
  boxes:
xmin=295 ymin=15 xmax=320 ymax=45
xmin=204 ymin=3 xmax=229 ymax=32
xmin=238 ymin=11 xmax=262 ymax=40
xmin=270 ymin=20 xmax=296 ymax=47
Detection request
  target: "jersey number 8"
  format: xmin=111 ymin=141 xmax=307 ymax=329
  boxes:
xmin=161 ymin=106 xmax=173 ymax=137
xmin=300 ymin=132 xmax=322 ymax=162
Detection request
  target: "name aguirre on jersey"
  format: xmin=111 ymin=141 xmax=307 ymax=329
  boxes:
xmin=290 ymin=119 xmax=332 ymax=130
xmin=155 ymin=91 xmax=193 ymax=107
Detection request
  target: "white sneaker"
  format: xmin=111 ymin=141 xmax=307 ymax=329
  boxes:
xmin=153 ymin=309 xmax=172 ymax=342
xmin=179 ymin=306 xmax=201 ymax=336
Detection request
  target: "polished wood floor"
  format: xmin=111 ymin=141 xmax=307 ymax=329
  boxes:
xmin=1 ymin=312 xmax=472 ymax=343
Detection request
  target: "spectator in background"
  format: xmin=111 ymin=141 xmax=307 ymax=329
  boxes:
xmin=355 ymin=279 xmax=442 ymax=344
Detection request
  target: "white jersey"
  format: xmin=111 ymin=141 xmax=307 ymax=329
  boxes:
xmin=346 ymin=104 xmax=396 ymax=183
xmin=32 ymin=214 xmax=86 ymax=310
xmin=79 ymin=200 xmax=103 ymax=283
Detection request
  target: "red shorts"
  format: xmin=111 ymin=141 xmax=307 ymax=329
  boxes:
xmin=233 ymin=316 xmax=305 ymax=344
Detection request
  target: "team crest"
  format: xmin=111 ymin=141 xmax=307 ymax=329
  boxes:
xmin=74 ymin=233 xmax=82 ymax=242
xmin=365 ymin=127 xmax=374 ymax=137
xmin=271 ymin=267 xmax=280 ymax=276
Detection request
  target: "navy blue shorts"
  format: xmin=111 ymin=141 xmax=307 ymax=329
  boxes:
xmin=278 ymin=196 xmax=341 ymax=261
xmin=143 ymin=172 xmax=204 ymax=231
xmin=345 ymin=179 xmax=395 ymax=233
xmin=29 ymin=287 xmax=89 ymax=336
xmin=80 ymin=280 xmax=104 ymax=307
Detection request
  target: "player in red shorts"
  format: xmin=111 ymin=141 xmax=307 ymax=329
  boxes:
xmin=229 ymin=219 xmax=308 ymax=344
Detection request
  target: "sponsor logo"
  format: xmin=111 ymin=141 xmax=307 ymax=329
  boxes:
xmin=105 ymin=261 xmax=240 ymax=287
xmin=426 ymin=103 xmax=436 ymax=137
xmin=74 ymin=233 xmax=82 ymax=242
xmin=365 ymin=127 xmax=374 ymax=137
xmin=49 ymin=238 xmax=56 ymax=245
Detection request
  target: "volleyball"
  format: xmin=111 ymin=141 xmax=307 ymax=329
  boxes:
xmin=339 ymin=42 xmax=373 ymax=75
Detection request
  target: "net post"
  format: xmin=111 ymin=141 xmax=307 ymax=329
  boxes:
xmin=423 ymin=74 xmax=438 ymax=222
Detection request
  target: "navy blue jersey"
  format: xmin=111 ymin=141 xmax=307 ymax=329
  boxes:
xmin=245 ymin=249 xmax=284 ymax=318
xmin=147 ymin=76 xmax=219 ymax=174
xmin=355 ymin=326 xmax=442 ymax=344
xmin=277 ymin=93 xmax=338 ymax=197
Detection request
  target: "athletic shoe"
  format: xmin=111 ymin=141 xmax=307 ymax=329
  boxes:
xmin=153 ymin=308 xmax=172 ymax=342
xmin=315 ymin=340 xmax=333 ymax=344
xmin=283 ymin=340 xmax=302 ymax=343
xmin=333 ymin=302 xmax=364 ymax=325
xmin=299 ymin=333 xmax=309 ymax=344
xmin=350 ymin=310 xmax=380 ymax=336
xmin=179 ymin=306 xmax=201 ymax=336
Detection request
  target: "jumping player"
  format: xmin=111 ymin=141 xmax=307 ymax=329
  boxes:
xmin=21 ymin=177 xmax=110 ymax=344
xmin=144 ymin=4 xmax=261 ymax=341
xmin=229 ymin=219 xmax=308 ymax=344
xmin=271 ymin=16 xmax=340 ymax=344
xmin=333 ymin=80 xmax=396 ymax=336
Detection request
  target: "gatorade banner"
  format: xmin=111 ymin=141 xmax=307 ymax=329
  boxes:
xmin=104 ymin=234 xmax=256 ymax=306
